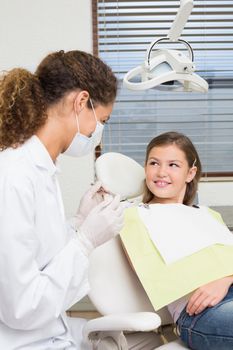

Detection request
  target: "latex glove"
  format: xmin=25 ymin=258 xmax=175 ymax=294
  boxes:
xmin=75 ymin=181 xmax=109 ymax=226
xmin=76 ymin=194 xmax=124 ymax=256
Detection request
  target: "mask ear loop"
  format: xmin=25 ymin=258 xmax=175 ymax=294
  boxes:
xmin=89 ymin=98 xmax=98 ymax=123
xmin=75 ymin=112 xmax=80 ymax=134
xmin=89 ymin=98 xmax=104 ymax=158
xmin=74 ymin=95 xmax=84 ymax=134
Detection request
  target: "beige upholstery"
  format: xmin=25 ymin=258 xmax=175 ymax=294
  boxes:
xmin=95 ymin=152 xmax=145 ymax=200
xmin=87 ymin=236 xmax=187 ymax=349
xmin=88 ymin=236 xmax=173 ymax=325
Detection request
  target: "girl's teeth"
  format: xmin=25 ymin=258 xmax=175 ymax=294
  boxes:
xmin=157 ymin=181 xmax=167 ymax=187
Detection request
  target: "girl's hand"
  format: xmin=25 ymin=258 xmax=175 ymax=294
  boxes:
xmin=186 ymin=276 xmax=233 ymax=316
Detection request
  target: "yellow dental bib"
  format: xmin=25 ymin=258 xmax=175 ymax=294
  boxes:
xmin=120 ymin=206 xmax=233 ymax=310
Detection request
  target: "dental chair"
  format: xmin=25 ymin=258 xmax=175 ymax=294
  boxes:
xmin=83 ymin=153 xmax=188 ymax=349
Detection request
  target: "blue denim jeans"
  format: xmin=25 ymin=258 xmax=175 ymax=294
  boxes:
xmin=176 ymin=285 xmax=233 ymax=350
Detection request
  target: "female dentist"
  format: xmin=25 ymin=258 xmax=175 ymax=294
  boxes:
xmin=0 ymin=50 xmax=123 ymax=349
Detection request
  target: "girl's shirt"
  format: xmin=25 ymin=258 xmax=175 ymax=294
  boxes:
xmin=167 ymin=294 xmax=190 ymax=322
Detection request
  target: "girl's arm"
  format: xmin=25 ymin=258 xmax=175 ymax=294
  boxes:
xmin=186 ymin=275 xmax=233 ymax=316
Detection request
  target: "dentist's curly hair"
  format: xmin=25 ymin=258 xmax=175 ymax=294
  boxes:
xmin=143 ymin=131 xmax=202 ymax=206
xmin=0 ymin=50 xmax=117 ymax=150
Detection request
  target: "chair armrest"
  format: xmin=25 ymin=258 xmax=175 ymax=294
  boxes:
xmin=83 ymin=312 xmax=161 ymax=341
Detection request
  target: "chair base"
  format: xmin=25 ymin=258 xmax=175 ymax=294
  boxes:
xmin=92 ymin=333 xmax=187 ymax=350
xmin=156 ymin=339 xmax=188 ymax=349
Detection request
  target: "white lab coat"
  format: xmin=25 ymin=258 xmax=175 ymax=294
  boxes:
xmin=0 ymin=136 xmax=91 ymax=349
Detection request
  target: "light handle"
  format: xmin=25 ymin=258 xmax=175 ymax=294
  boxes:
xmin=168 ymin=0 xmax=193 ymax=41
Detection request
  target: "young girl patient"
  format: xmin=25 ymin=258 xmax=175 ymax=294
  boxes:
xmin=121 ymin=131 xmax=233 ymax=350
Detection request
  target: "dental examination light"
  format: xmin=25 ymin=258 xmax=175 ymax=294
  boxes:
xmin=123 ymin=0 xmax=208 ymax=92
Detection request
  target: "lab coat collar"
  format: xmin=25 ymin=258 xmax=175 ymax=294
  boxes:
xmin=24 ymin=135 xmax=58 ymax=177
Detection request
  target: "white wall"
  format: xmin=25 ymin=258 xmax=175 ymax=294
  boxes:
xmin=199 ymin=180 xmax=233 ymax=206
xmin=0 ymin=0 xmax=95 ymax=216
xmin=0 ymin=0 xmax=92 ymax=70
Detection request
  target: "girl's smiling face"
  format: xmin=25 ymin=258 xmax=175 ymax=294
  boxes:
xmin=145 ymin=144 xmax=197 ymax=204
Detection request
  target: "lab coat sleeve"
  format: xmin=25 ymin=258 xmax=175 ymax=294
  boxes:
xmin=0 ymin=173 xmax=89 ymax=331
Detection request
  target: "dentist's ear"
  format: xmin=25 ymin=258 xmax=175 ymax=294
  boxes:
xmin=74 ymin=90 xmax=90 ymax=114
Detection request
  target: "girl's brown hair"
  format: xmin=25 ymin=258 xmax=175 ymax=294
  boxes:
xmin=0 ymin=50 xmax=117 ymax=150
xmin=143 ymin=131 xmax=202 ymax=206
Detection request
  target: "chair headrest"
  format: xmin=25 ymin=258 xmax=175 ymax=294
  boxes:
xmin=95 ymin=152 xmax=145 ymax=200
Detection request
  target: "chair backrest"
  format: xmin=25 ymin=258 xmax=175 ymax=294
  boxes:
xmin=88 ymin=236 xmax=173 ymax=325
xmin=92 ymin=152 xmax=173 ymax=325
xmin=95 ymin=152 xmax=145 ymax=201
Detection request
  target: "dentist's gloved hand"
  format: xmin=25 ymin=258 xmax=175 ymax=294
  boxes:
xmin=75 ymin=181 xmax=106 ymax=227
xmin=76 ymin=194 xmax=124 ymax=256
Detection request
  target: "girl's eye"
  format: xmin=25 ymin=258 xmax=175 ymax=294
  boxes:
xmin=170 ymin=163 xmax=179 ymax=168
xmin=149 ymin=161 xmax=159 ymax=166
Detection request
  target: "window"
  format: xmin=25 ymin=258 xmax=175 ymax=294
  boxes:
xmin=93 ymin=0 xmax=233 ymax=175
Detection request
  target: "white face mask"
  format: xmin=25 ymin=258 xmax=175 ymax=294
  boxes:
xmin=64 ymin=99 xmax=104 ymax=157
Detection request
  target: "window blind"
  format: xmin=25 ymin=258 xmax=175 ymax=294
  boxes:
xmin=94 ymin=0 xmax=233 ymax=174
